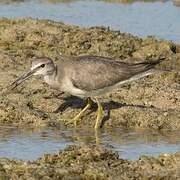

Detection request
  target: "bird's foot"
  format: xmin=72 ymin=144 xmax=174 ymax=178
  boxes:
xmin=64 ymin=98 xmax=93 ymax=127
xmin=65 ymin=113 xmax=82 ymax=127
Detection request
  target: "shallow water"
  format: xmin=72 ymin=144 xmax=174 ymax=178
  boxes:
xmin=0 ymin=125 xmax=180 ymax=160
xmin=0 ymin=0 xmax=180 ymax=42
xmin=0 ymin=0 xmax=180 ymax=161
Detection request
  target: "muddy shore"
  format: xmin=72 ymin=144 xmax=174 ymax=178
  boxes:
xmin=0 ymin=18 xmax=179 ymax=179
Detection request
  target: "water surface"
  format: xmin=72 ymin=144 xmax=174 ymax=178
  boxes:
xmin=0 ymin=126 xmax=180 ymax=160
xmin=0 ymin=0 xmax=180 ymax=42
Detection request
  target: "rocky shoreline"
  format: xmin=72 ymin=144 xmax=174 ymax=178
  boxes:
xmin=0 ymin=145 xmax=179 ymax=179
xmin=0 ymin=18 xmax=179 ymax=179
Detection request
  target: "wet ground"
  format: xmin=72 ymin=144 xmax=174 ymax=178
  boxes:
xmin=0 ymin=0 xmax=180 ymax=179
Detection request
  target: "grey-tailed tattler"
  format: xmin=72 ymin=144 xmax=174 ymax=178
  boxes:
xmin=8 ymin=55 xmax=165 ymax=129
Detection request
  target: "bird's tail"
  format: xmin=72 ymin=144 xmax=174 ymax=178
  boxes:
xmin=130 ymin=57 xmax=166 ymax=75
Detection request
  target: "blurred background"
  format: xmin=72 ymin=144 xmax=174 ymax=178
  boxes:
xmin=0 ymin=0 xmax=180 ymax=42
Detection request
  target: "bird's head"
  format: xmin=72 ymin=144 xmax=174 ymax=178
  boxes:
xmin=9 ymin=57 xmax=56 ymax=90
xmin=31 ymin=57 xmax=55 ymax=76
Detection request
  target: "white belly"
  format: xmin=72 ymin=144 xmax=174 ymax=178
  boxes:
xmin=60 ymin=77 xmax=86 ymax=97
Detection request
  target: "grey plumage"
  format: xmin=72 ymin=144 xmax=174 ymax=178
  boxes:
xmin=67 ymin=56 xmax=161 ymax=90
xmin=8 ymin=55 xmax=165 ymax=129
xmin=9 ymin=55 xmax=164 ymax=96
xmin=50 ymin=56 xmax=163 ymax=97
xmin=10 ymin=55 xmax=163 ymax=96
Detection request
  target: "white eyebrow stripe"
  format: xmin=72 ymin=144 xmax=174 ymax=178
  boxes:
xmin=31 ymin=63 xmax=42 ymax=71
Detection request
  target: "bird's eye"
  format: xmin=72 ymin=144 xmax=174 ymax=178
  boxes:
xmin=41 ymin=64 xmax=45 ymax=68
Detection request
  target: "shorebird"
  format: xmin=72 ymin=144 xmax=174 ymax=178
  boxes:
xmin=9 ymin=55 xmax=165 ymax=129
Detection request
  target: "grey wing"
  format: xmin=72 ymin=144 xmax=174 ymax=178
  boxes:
xmin=69 ymin=56 xmax=134 ymax=91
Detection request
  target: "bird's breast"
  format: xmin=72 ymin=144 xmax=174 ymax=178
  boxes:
xmin=44 ymin=75 xmax=59 ymax=88
xmin=60 ymin=77 xmax=86 ymax=97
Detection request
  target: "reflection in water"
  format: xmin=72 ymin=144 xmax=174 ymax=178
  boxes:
xmin=173 ymin=0 xmax=180 ymax=6
xmin=0 ymin=0 xmax=78 ymax=4
xmin=100 ymin=0 xmax=168 ymax=4
xmin=0 ymin=0 xmax=170 ymax=4
xmin=40 ymin=0 xmax=78 ymax=3
xmin=0 ymin=0 xmax=176 ymax=6
xmin=0 ymin=125 xmax=180 ymax=160
xmin=0 ymin=0 xmax=26 ymax=4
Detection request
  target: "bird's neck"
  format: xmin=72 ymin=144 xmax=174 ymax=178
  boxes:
xmin=44 ymin=66 xmax=58 ymax=87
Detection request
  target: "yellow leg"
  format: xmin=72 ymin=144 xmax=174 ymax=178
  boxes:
xmin=66 ymin=98 xmax=93 ymax=126
xmin=95 ymin=129 xmax=101 ymax=145
xmin=94 ymin=98 xmax=104 ymax=129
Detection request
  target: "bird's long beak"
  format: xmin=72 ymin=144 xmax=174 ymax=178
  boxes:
xmin=8 ymin=66 xmax=40 ymax=90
